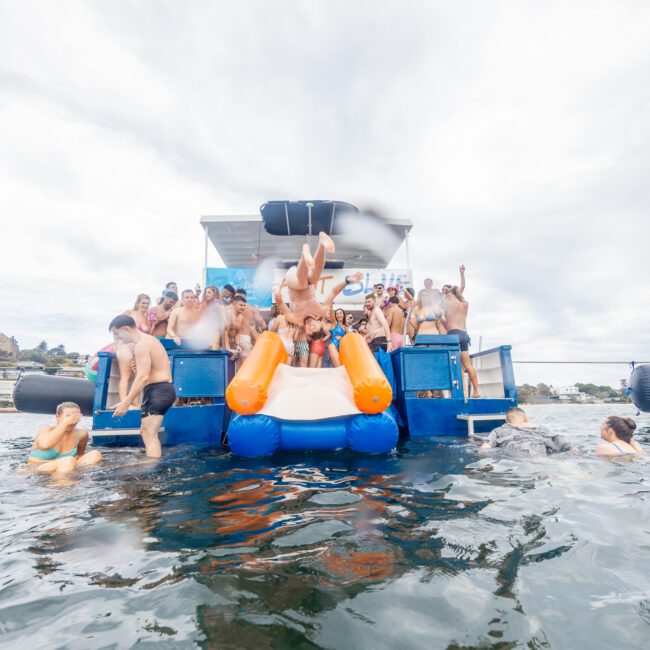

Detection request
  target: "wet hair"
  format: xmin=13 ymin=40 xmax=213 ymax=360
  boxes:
xmin=108 ymin=314 xmax=136 ymax=331
xmin=223 ymin=284 xmax=235 ymax=295
xmin=605 ymin=416 xmax=636 ymax=443
xmin=233 ymin=295 xmax=247 ymax=303
xmin=163 ymin=290 xmax=178 ymax=302
xmin=389 ymin=296 xmax=400 ymax=304
xmin=236 ymin=288 xmax=247 ymax=296
xmin=506 ymin=407 xmax=526 ymax=423
xmin=133 ymin=293 xmax=151 ymax=310
xmin=165 ymin=282 xmax=177 ymax=289
xmin=56 ymin=401 xmax=80 ymax=416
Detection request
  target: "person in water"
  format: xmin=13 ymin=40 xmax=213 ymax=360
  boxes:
xmin=481 ymin=407 xmax=573 ymax=455
xmin=596 ymin=416 xmax=643 ymax=457
xmin=148 ymin=290 xmax=178 ymax=338
xmin=283 ymin=231 xmax=336 ymax=323
xmin=28 ymin=402 xmax=102 ymax=473
xmin=124 ymin=294 xmax=151 ymax=333
xmin=110 ymin=315 xmax=176 ymax=458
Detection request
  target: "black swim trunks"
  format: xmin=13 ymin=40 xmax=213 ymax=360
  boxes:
xmin=369 ymin=336 xmax=388 ymax=353
xmin=447 ymin=329 xmax=471 ymax=352
xmin=141 ymin=381 xmax=176 ymax=418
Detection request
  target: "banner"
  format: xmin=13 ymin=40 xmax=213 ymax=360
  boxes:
xmin=205 ymin=267 xmax=413 ymax=308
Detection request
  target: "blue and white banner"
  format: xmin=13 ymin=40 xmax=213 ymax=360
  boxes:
xmin=205 ymin=267 xmax=413 ymax=308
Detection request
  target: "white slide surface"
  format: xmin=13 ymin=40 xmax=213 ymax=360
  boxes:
xmin=259 ymin=364 xmax=361 ymax=421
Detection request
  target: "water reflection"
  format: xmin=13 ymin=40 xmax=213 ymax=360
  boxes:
xmin=1 ymin=407 xmax=649 ymax=648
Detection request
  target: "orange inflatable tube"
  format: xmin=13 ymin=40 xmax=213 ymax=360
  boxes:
xmin=226 ymin=331 xmax=287 ymax=415
xmin=339 ymin=333 xmax=392 ymax=414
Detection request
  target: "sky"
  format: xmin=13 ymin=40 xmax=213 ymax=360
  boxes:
xmin=1 ymin=0 xmax=649 ymax=388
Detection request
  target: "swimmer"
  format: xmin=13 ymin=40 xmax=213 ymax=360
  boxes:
xmin=283 ymin=231 xmax=336 ymax=323
xmin=124 ymin=294 xmax=151 ymax=333
xmin=148 ymin=291 xmax=178 ymax=338
xmin=167 ymin=289 xmax=201 ymax=345
xmin=481 ymin=407 xmax=572 ymax=454
xmin=596 ymin=416 xmax=643 ymax=457
xmin=28 ymin=402 xmax=102 ymax=473
xmin=110 ymin=315 xmax=176 ymax=458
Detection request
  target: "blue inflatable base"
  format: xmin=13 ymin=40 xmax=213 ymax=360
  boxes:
xmin=227 ymin=412 xmax=399 ymax=457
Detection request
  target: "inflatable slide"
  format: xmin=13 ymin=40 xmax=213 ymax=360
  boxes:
xmin=225 ymin=332 xmax=399 ymax=456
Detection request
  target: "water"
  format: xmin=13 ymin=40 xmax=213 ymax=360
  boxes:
xmin=1 ymin=405 xmax=648 ymax=649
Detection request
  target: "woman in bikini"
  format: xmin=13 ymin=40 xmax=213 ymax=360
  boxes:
xmin=28 ymin=402 xmax=102 ymax=473
xmin=327 ymin=307 xmax=348 ymax=367
xmin=124 ymin=294 xmax=151 ymax=333
xmin=270 ymin=312 xmax=297 ymax=365
xmin=596 ymin=416 xmax=643 ymax=457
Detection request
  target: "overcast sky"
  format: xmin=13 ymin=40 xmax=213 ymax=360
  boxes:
xmin=1 ymin=0 xmax=649 ymax=387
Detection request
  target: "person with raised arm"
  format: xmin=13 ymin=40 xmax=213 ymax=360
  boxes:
xmin=110 ymin=315 xmax=176 ymax=458
xmin=442 ymin=265 xmax=480 ymax=398
xmin=363 ymin=294 xmax=392 ymax=353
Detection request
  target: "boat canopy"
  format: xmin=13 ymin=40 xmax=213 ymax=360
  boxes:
xmin=201 ymin=200 xmax=413 ymax=269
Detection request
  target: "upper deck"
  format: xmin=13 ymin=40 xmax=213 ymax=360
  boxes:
xmin=200 ymin=200 xmax=413 ymax=269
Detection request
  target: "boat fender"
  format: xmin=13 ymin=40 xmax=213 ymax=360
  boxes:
xmin=12 ymin=374 xmax=95 ymax=416
xmin=226 ymin=332 xmax=287 ymax=415
xmin=227 ymin=414 xmax=280 ymax=457
xmin=347 ymin=412 xmax=399 ymax=453
xmin=339 ymin=333 xmax=392 ymax=414
xmin=629 ymin=365 xmax=650 ymax=412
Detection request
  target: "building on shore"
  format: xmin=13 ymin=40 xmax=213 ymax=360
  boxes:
xmin=0 ymin=333 xmax=19 ymax=359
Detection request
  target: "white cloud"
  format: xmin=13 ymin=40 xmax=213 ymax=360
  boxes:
xmin=1 ymin=0 xmax=649 ymax=386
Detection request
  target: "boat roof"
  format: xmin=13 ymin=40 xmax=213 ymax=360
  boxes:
xmin=200 ymin=200 xmax=413 ymax=268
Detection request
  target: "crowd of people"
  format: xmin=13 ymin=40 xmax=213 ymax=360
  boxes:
xmin=24 ymin=231 xmax=644 ymax=469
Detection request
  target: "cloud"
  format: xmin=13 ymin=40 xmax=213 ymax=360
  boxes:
xmin=1 ymin=0 xmax=649 ymax=386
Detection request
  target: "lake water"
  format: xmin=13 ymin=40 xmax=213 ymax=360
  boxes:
xmin=1 ymin=404 xmax=648 ymax=649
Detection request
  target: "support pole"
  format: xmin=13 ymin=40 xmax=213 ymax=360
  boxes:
xmin=203 ymin=226 xmax=209 ymax=288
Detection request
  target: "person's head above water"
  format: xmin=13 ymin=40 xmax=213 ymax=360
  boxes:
xmin=601 ymin=416 xmax=637 ymax=443
xmin=506 ymin=407 xmax=528 ymax=425
xmin=55 ymin=401 xmax=81 ymax=423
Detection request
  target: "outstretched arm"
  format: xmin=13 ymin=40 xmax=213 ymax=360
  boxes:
xmin=459 ymin=265 xmax=466 ymax=295
xmin=324 ymin=271 xmax=363 ymax=306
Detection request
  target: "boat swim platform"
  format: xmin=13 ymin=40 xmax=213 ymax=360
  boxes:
xmin=200 ymin=200 xmax=413 ymax=269
xmin=88 ymin=333 xmax=516 ymax=453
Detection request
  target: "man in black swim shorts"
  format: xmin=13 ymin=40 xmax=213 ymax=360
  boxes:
xmin=446 ymin=328 xmax=471 ymax=352
xmin=109 ymin=315 xmax=176 ymax=458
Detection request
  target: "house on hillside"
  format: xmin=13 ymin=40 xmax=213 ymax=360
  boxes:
xmin=0 ymin=334 xmax=19 ymax=359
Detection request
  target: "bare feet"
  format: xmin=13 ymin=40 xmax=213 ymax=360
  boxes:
xmin=318 ymin=231 xmax=335 ymax=254
xmin=302 ymin=243 xmax=314 ymax=269
xmin=473 ymin=392 xmax=482 ymax=398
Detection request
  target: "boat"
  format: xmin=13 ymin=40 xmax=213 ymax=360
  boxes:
xmin=14 ymin=200 xmax=518 ymax=454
